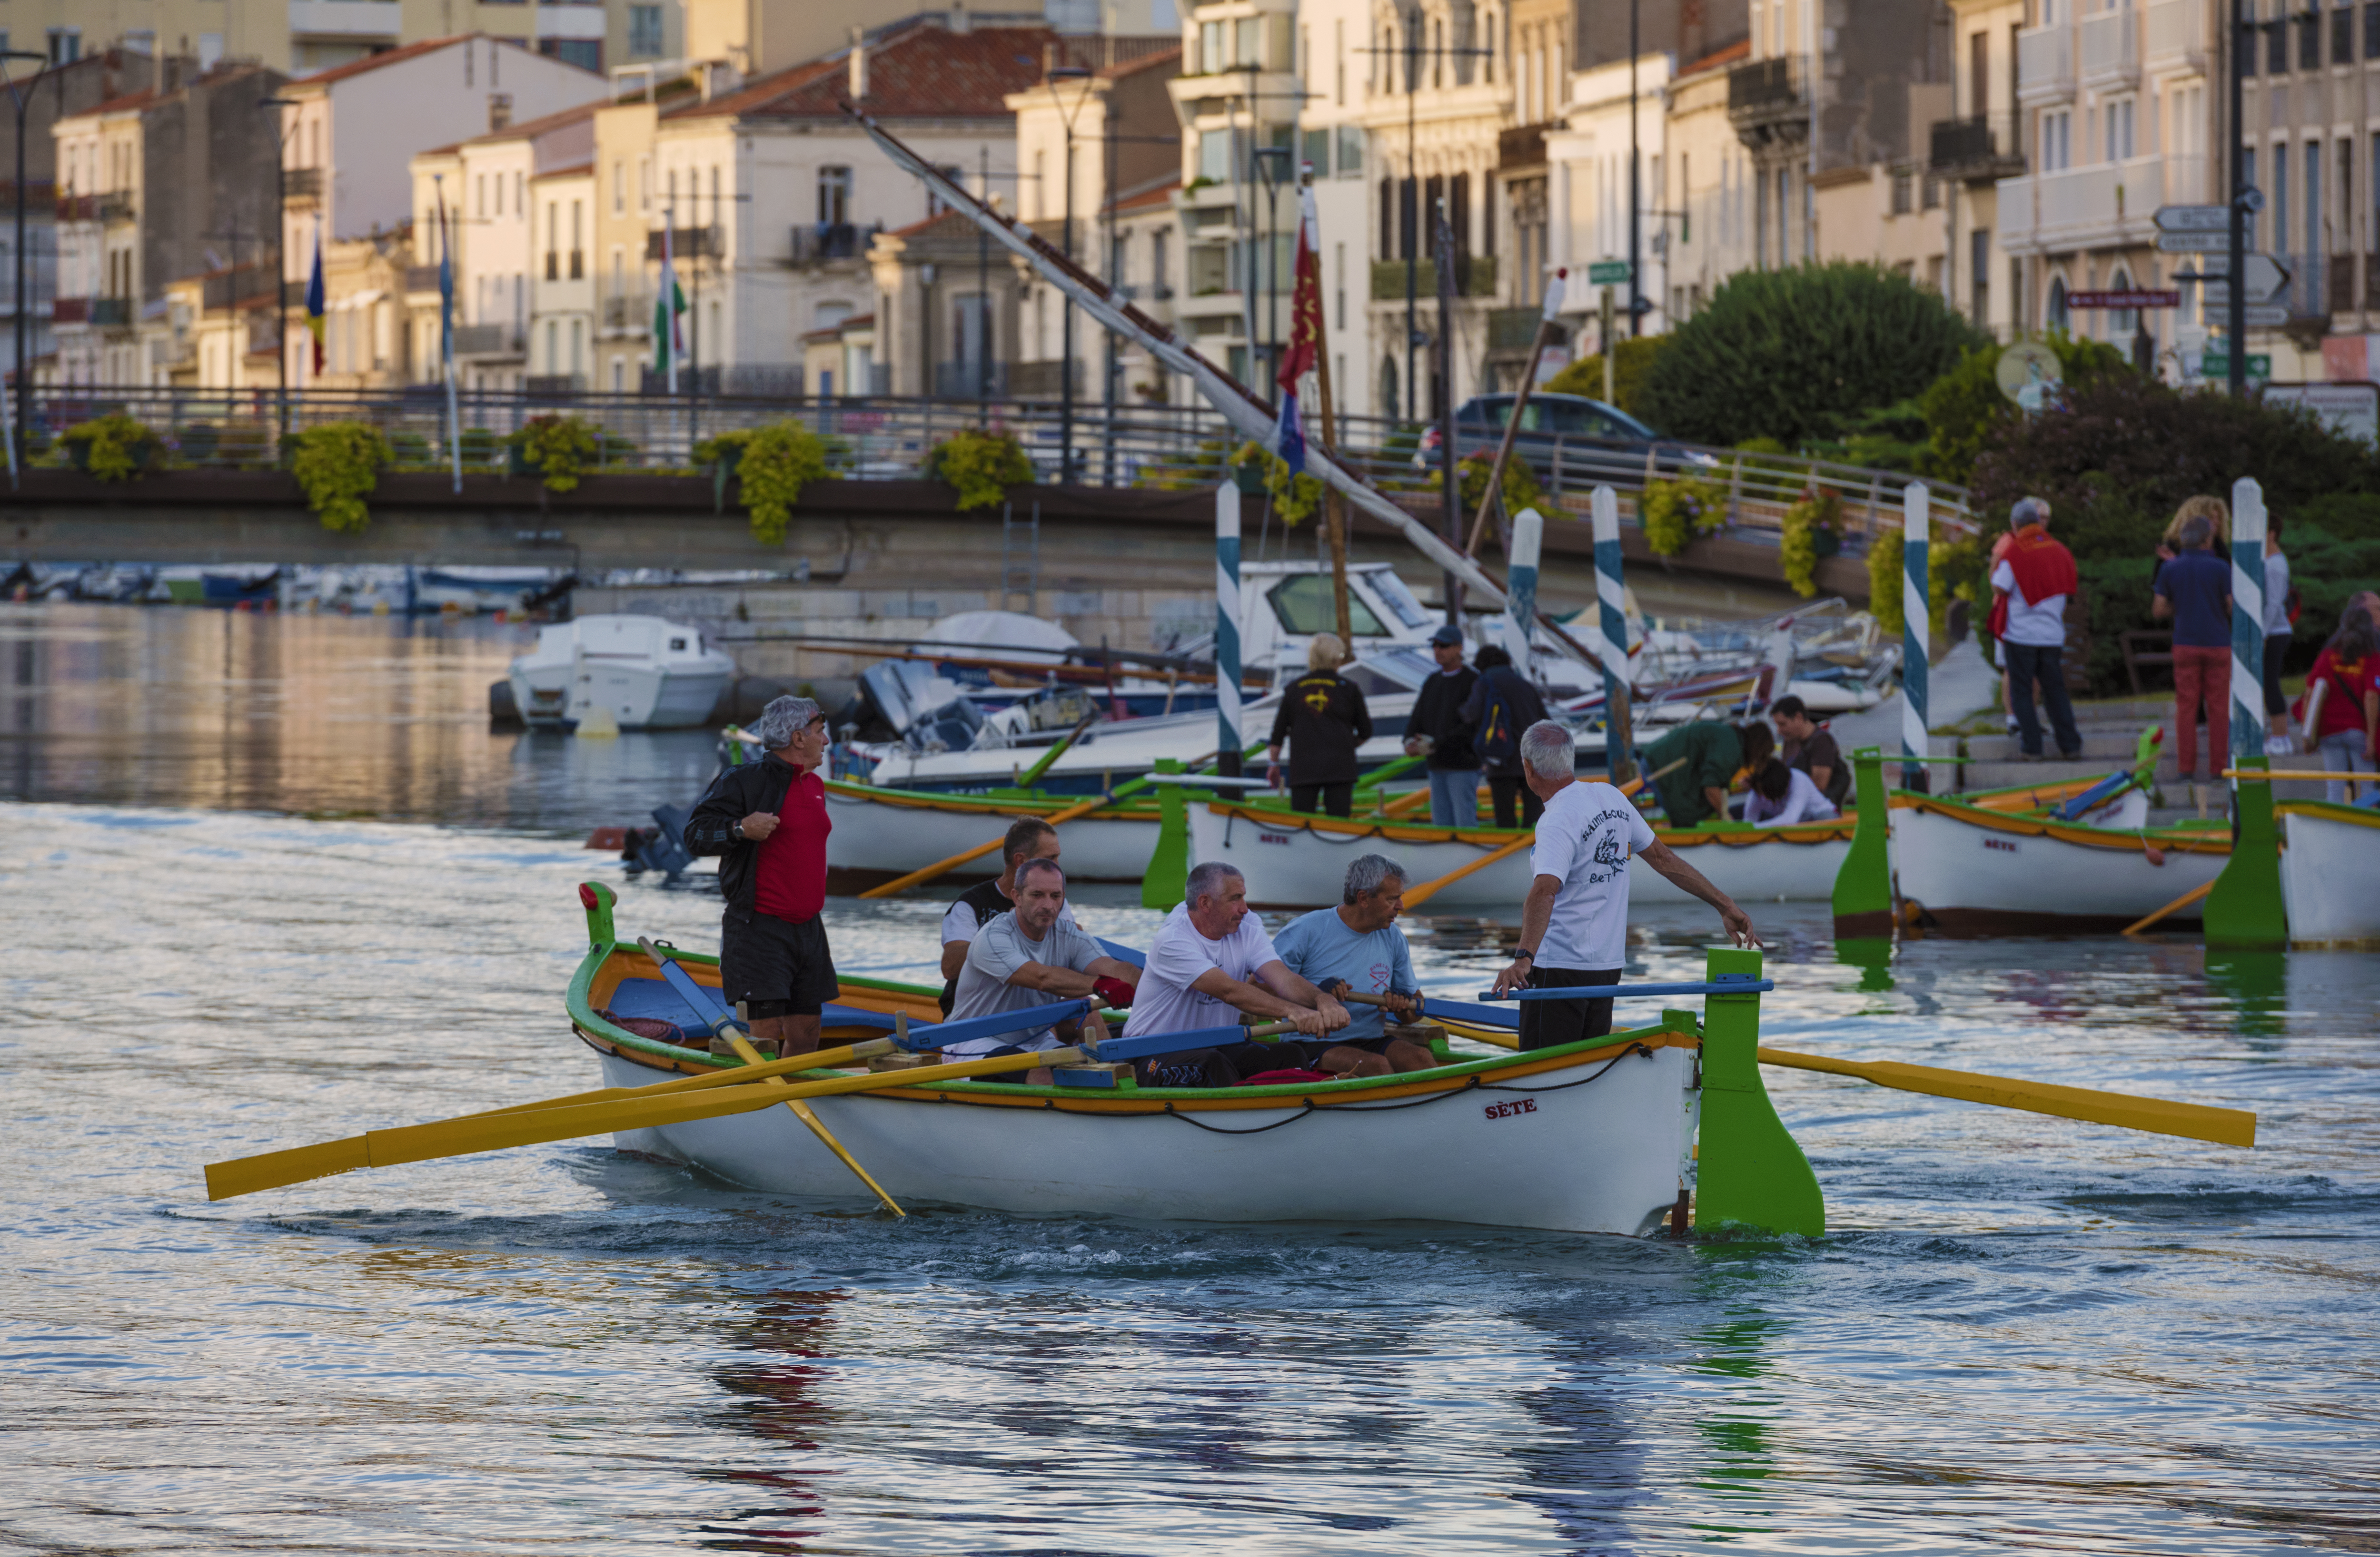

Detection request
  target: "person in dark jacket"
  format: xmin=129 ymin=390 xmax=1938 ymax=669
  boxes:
xmin=1458 ymin=643 xmax=1553 ymax=828
xmin=1405 ymin=623 xmax=1482 ymax=825
xmin=1268 ymin=632 xmax=1374 ymax=817
xmin=685 ymin=695 xmax=836 ymax=1058
xmin=1641 ymin=719 xmax=1775 ymax=828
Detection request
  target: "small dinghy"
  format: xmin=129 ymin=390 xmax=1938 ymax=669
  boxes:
xmin=2277 ymin=799 xmax=2380 ymax=946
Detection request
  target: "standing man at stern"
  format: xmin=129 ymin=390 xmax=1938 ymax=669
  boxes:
xmin=687 ymin=695 xmax=837 ymax=1059
xmin=1491 ymin=721 xmax=1761 ymax=1050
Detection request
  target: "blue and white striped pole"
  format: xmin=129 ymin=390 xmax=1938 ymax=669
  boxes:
xmin=1215 ymin=481 xmax=1243 ymax=778
xmin=2229 ymin=476 xmax=2266 ymax=762
xmin=1592 ymin=484 xmax=1636 ymax=782
xmin=1901 ymin=482 xmax=1930 ymax=790
xmin=1506 ymin=505 xmax=1542 ymax=680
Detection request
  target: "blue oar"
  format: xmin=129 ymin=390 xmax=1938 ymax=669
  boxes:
xmin=1473 ymin=976 xmax=1775 ymax=1002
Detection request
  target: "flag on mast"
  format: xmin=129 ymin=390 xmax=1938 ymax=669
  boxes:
xmin=304 ymin=223 xmax=327 ymax=375
xmin=654 ymin=222 xmax=687 ymax=390
xmin=1272 ymin=184 xmax=1322 ymax=473
xmin=436 ymin=203 xmax=455 ymax=376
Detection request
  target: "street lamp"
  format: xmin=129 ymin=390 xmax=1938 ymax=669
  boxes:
xmin=1044 ymin=61 xmax=1091 ymax=484
xmin=1251 ymin=143 xmax=1292 ymax=384
xmin=259 ymin=95 xmax=303 ymax=442
xmin=2 ymin=49 xmax=50 ymax=484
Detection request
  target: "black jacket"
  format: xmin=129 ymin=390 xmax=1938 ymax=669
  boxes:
xmin=1269 ymin=669 xmax=1374 ymax=786
xmin=1408 ymin=665 xmax=1481 ymax=769
xmin=1458 ymin=667 xmax=1551 ymax=778
xmin=686 ymin=753 xmax=805 ymax=910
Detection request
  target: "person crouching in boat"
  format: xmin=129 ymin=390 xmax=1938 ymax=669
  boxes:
xmin=686 ymin=695 xmax=834 ymax=1060
xmin=1270 ymin=852 xmax=1436 ymax=1078
xmin=945 ymin=858 xmax=1140 ymax=1085
xmin=1120 ymin=861 xmax=1351 ymax=1088
xmin=1490 ymin=721 xmax=1761 ymax=1049
xmin=938 ymin=815 xmax=1082 ymax=1016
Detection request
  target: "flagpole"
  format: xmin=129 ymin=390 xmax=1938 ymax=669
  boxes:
xmin=1299 ymin=172 xmax=1353 ymax=645
xmin=435 ymin=189 xmax=460 ymax=494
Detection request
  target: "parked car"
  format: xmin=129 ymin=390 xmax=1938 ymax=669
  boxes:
xmin=1411 ymin=393 xmax=1714 ymax=483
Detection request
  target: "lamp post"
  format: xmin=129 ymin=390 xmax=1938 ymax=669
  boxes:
xmin=1045 ymin=61 xmax=1091 ymax=483
xmin=260 ymin=95 xmax=302 ymax=443
xmin=1252 ymin=143 xmax=1292 ymax=385
xmin=3 ymin=50 xmax=50 ymax=483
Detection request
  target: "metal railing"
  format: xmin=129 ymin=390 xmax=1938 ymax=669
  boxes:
xmin=1727 ymin=56 xmax=1800 ymax=118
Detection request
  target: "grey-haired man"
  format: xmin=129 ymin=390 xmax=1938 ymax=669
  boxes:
xmin=687 ymin=695 xmax=836 ymax=1058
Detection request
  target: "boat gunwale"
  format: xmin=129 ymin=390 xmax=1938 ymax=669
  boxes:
xmin=1197 ymin=798 xmax=1855 ymax=848
xmin=2275 ymin=798 xmax=2380 ymax=829
xmin=1889 ymin=792 xmax=2232 ymax=852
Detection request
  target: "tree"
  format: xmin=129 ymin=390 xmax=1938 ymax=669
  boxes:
xmin=1542 ymin=334 xmax=1667 ymax=416
xmin=1917 ymin=332 xmax=2129 ymax=484
xmin=1634 ymin=262 xmax=1989 ymax=446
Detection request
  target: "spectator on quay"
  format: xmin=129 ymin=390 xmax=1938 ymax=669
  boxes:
xmin=2152 ymin=510 xmax=2233 ymax=784
xmin=2298 ymin=606 xmax=2378 ymax=804
xmin=1988 ymin=495 xmax=2083 ymax=762
xmin=1458 ymin=643 xmax=1553 ymax=828
xmin=1641 ymin=718 xmax=1776 ymax=828
xmin=1404 ymin=624 xmax=1482 ymax=827
xmin=1768 ymin=695 xmax=1848 ymax=808
xmin=2261 ymin=514 xmax=2295 ymax=754
xmin=2157 ymin=493 xmax=2230 ymax=561
xmin=1741 ymin=757 xmax=1840 ymax=827
xmin=1268 ymin=632 xmax=1373 ymax=818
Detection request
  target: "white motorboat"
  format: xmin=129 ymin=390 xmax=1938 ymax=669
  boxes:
xmin=509 ymin=613 xmax=736 ymax=730
xmin=2279 ymin=800 xmax=2380 ymax=946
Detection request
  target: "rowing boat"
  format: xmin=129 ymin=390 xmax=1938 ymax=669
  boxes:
xmin=823 ymin=778 xmax=1162 ymax=891
xmin=1184 ymin=798 xmax=1853 ymax=911
xmin=2277 ymin=799 xmax=2380 ymax=946
xmin=567 ymin=891 xmax=1788 ymax=1236
xmin=1888 ymin=792 xmax=2231 ymax=935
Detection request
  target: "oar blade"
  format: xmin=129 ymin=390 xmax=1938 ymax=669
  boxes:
xmin=1758 ymin=1048 xmax=2256 ymax=1148
xmin=205 ymin=1135 xmax=371 ymax=1201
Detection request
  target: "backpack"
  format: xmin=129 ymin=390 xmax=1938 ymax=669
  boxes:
xmin=1475 ymin=670 xmax=1523 ymax=768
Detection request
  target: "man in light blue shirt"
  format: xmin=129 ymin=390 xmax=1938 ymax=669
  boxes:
xmin=1269 ymin=853 xmax=1437 ymax=1075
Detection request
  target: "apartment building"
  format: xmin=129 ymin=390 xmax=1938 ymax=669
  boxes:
xmin=527 ymin=161 xmax=600 ymax=388
xmin=1287 ymin=0 xmax=1375 ymax=417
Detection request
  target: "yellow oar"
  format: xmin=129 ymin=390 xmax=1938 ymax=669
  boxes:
xmin=1400 ymin=833 xmax=1535 ymax=908
xmin=1755 ymin=1046 xmax=2255 ymax=1147
xmin=717 ymin=1023 xmax=907 ymax=1216
xmin=2121 ymin=879 xmax=2215 ymax=937
xmin=462 ymin=1036 xmax=897 ymax=1120
xmin=204 ymin=1046 xmax=1085 ymax=1201
xmin=861 ymin=790 xmax=1118 ymax=898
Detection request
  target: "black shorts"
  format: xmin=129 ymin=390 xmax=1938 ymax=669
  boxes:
xmin=1515 ymin=966 xmax=1623 ymax=1051
xmin=720 ymin=907 xmax=838 ymax=1018
xmin=2263 ymin=632 xmax=2291 ymax=715
xmin=1276 ymin=1034 xmax=1395 ymax=1067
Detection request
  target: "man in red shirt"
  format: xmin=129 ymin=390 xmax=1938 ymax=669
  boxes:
xmin=687 ymin=696 xmax=836 ymax=1057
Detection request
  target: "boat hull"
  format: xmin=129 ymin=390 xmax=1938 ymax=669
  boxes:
xmin=509 ymin=660 xmax=731 ymax=730
xmin=2280 ymin=802 xmax=2380 ymax=946
xmin=823 ymin=781 xmax=1160 ymax=887
xmin=1890 ymin=798 xmax=2230 ymax=935
xmin=1186 ymin=801 xmax=1851 ymax=911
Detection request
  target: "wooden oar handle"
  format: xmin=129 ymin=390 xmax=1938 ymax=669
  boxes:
xmin=1331 ymin=989 xmax=1423 ymax=1015
xmin=1618 ymin=755 xmax=1690 ymax=798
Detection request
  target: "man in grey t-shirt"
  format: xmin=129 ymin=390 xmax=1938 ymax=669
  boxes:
xmin=948 ymin=858 xmax=1140 ymax=1082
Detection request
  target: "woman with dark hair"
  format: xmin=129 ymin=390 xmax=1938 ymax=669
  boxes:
xmin=2298 ymin=605 xmax=2378 ymax=803
xmin=1457 ymin=643 xmax=1554 ymax=828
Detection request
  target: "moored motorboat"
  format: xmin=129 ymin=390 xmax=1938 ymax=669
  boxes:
xmin=508 ymin=613 xmax=736 ymax=730
xmin=2277 ymin=800 xmax=2380 ymax=946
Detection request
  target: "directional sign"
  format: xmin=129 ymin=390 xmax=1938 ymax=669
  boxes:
xmin=2067 ymin=289 xmax=2182 ymax=309
xmin=1587 ymin=259 xmax=1633 ymax=285
xmin=2191 ymin=254 xmax=2293 ymax=306
xmin=2157 ymin=230 xmax=2231 ymax=253
xmin=2241 ymin=304 xmax=2290 ymax=326
xmin=2154 ymin=204 xmax=2229 ymax=232
xmin=2201 ymin=353 xmax=2272 ymax=379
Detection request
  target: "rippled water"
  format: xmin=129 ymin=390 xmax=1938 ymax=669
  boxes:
xmin=4 ymin=608 xmax=2379 ymax=1554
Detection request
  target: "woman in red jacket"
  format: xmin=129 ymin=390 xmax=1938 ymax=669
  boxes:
xmin=2298 ymin=606 xmax=2378 ymax=804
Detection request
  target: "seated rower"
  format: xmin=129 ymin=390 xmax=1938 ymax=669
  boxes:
xmin=1740 ymin=757 xmax=1839 ymax=828
xmin=938 ymin=817 xmax=1081 ymax=1016
xmin=1120 ymin=861 xmax=1349 ymax=1088
xmin=945 ymin=858 xmax=1139 ymax=1084
xmin=1269 ymin=853 xmax=1437 ymax=1076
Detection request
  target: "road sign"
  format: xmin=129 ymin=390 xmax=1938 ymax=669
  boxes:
xmin=2265 ymin=381 xmax=2380 ymax=444
xmin=2157 ymin=231 xmax=2231 ymax=252
xmin=2067 ymin=289 xmax=2182 ymax=309
xmin=1587 ymin=259 xmax=1633 ymax=285
xmin=1996 ymin=340 xmax=2062 ymax=406
xmin=2241 ymin=304 xmax=2290 ymax=326
xmin=2201 ymin=353 xmax=2272 ymax=379
xmin=2154 ymin=204 xmax=2229 ymax=232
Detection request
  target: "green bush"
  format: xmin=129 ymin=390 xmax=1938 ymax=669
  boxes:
xmin=924 ymin=427 xmax=1036 ymax=510
xmin=460 ymin=426 xmax=503 ymax=467
xmin=1918 ymin=332 xmax=2130 ymax=484
xmin=176 ymin=423 xmax=221 ymax=465
xmin=1780 ymin=487 xmax=1842 ymax=597
xmin=701 ymin=422 xmax=831 ymax=543
xmin=1864 ymin=516 xmax=1972 ymax=640
xmin=1639 ymin=473 xmax=1729 ymax=556
xmin=1234 ymin=440 xmax=1325 ymax=526
xmin=1457 ymin=450 xmax=1547 ymax=519
xmin=388 ymin=429 xmax=433 ymax=466
xmin=1637 ymin=262 xmax=1989 ymax=446
xmin=60 ymin=413 xmax=164 ymax=480
xmin=509 ymin=414 xmax=602 ymax=493
xmin=1542 ymin=334 xmax=1668 ymax=416
xmin=286 ymin=422 xmax=392 ymax=532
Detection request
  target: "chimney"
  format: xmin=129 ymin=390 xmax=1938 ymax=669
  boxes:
xmin=950 ymin=0 xmax=970 ymax=34
xmin=848 ymin=27 xmax=867 ymax=100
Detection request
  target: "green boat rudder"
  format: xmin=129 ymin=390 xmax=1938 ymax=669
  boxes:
xmin=1831 ymin=746 xmax=1894 ymax=940
xmin=1694 ymin=947 xmax=1825 ymax=1238
xmin=2203 ymin=755 xmax=2287 ymax=948
xmin=1143 ymin=758 xmax=1190 ymax=911
xmin=577 ymin=880 xmax=618 ymax=947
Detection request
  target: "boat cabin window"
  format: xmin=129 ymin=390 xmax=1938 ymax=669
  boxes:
xmin=1267 ymin=574 xmax=1387 ymax=638
xmin=1339 ymin=647 xmax=1433 ymax=694
xmin=1361 ymin=569 xmax=1434 ymax=630
xmin=669 ymin=637 xmax=688 ymax=651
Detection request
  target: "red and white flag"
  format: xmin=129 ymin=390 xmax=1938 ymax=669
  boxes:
xmin=1272 ymin=185 xmax=1323 ymax=473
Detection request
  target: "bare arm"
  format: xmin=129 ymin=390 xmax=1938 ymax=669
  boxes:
xmin=1703 ymin=785 xmax=1730 ymax=818
xmin=1254 ymin=959 xmax=1349 ymax=1032
xmin=1187 ymin=966 xmax=1340 ymax=1035
xmin=1003 ymin=953 xmax=1142 ymax=998
xmin=1490 ymin=875 xmax=1563 ymax=995
xmin=1808 ymin=763 xmax=1834 ymax=795
xmin=2151 ymin=592 xmax=2173 ymax=620
xmin=1638 ymin=839 xmax=1762 ymax=946
xmin=940 ymin=941 xmax=970 ymax=982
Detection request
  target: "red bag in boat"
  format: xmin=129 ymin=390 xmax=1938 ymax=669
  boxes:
xmin=596 ymin=1009 xmax=695 ymax=1045
xmin=1241 ymin=1068 xmax=1335 ymax=1086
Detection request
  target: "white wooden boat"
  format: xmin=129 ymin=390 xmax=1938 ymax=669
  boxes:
xmin=2278 ymin=800 xmax=2380 ymax=946
xmin=1889 ymin=794 xmax=2231 ymax=935
xmin=1185 ymin=799 xmax=1853 ymax=911
xmin=823 ymin=779 xmax=1161 ymax=890
xmin=508 ymin=613 xmax=735 ymax=730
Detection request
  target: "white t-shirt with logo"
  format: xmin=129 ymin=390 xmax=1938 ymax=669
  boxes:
xmin=1121 ymin=903 xmax=1282 ymax=1039
xmin=1529 ymin=778 xmax=1658 ymax=971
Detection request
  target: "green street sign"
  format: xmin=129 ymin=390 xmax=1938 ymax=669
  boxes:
xmin=1587 ymin=259 xmax=1633 ymax=285
xmin=2201 ymin=353 xmax=2271 ymax=379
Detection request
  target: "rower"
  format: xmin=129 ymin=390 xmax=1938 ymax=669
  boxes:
xmin=1269 ymin=853 xmax=1435 ymax=1076
xmin=938 ymin=816 xmax=1082 ymax=1015
xmin=945 ymin=859 xmax=1140 ymax=1084
xmin=1119 ymin=861 xmax=1349 ymax=1087
xmin=1490 ymin=721 xmax=1761 ymax=1050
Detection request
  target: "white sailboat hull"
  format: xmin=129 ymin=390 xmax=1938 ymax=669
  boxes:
xmin=2280 ymin=803 xmax=2380 ymax=945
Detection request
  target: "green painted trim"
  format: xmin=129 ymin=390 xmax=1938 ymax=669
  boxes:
xmin=1832 ymin=748 xmax=1893 ymax=934
xmin=1694 ymin=946 xmax=1825 ymax=1238
xmin=579 ymin=880 xmax=617 ymax=947
xmin=2205 ymin=756 xmax=2287 ymax=948
xmin=2277 ymin=798 xmax=2380 ymax=828
xmin=1145 ymin=758 xmax=1190 ymax=910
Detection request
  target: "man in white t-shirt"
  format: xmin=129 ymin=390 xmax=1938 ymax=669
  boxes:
xmin=1121 ymin=861 xmax=1350 ymax=1087
xmin=947 ymin=858 xmax=1140 ymax=1084
xmin=1491 ymin=721 xmax=1761 ymax=1050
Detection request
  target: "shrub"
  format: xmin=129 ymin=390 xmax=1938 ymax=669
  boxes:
xmin=1918 ymin=332 xmax=2130 ymax=484
xmin=388 ymin=429 xmax=433 ymax=466
xmin=701 ymin=421 xmax=831 ymax=543
xmin=1234 ymin=440 xmax=1325 ymax=526
xmin=1780 ymin=487 xmax=1843 ymax=597
xmin=286 ymin=422 xmax=392 ymax=532
xmin=509 ymin=413 xmax=602 ymax=493
xmin=460 ymin=426 xmax=503 ymax=467
xmin=1868 ymin=525 xmax=1905 ymax=636
xmin=176 ymin=423 xmax=221 ymax=465
xmin=1542 ymin=334 xmax=1668 ymax=416
xmin=1637 ymin=262 xmax=1989 ymax=446
xmin=61 ymin=413 xmax=164 ymax=480
xmin=1457 ymin=450 xmax=1547 ymax=519
xmin=1867 ymin=514 xmax=1985 ymax=642
xmin=596 ymin=430 xmax=640 ymax=468
xmin=1639 ymin=473 xmax=1729 ymax=556
xmin=924 ymin=426 xmax=1035 ymax=510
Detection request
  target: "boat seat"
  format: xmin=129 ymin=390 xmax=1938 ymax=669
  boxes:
xmin=604 ymin=976 xmax=902 ymax=1035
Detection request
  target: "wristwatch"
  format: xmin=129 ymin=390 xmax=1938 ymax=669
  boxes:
xmin=730 ymin=819 xmax=745 ymax=841
xmin=1513 ymin=948 xmax=1535 ymax=963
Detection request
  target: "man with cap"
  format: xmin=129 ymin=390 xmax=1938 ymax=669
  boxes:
xmin=1989 ymin=495 xmax=2082 ymax=762
xmin=1405 ymin=625 xmax=1482 ymax=827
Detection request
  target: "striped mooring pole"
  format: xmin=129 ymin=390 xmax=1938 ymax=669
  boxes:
xmin=1215 ymin=480 xmax=1242 ymax=779
xmin=2204 ymin=474 xmax=2285 ymax=947
xmin=1591 ymin=484 xmax=1636 ymax=783
xmin=1901 ymin=482 xmax=1930 ymax=790
xmin=1506 ymin=505 xmax=1543 ymax=680
xmin=2229 ymin=476 xmax=2267 ymax=762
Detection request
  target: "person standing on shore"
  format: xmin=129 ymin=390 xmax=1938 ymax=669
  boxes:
xmin=2261 ymin=514 xmax=2295 ymax=754
xmin=2152 ymin=511 xmax=2232 ymax=784
xmin=686 ymin=695 xmax=837 ymax=1059
xmin=1405 ymin=625 xmax=1482 ymax=826
xmin=1269 ymin=633 xmax=1373 ymax=818
xmin=1988 ymin=496 xmax=2082 ymax=762
xmin=1458 ymin=643 xmax=1552 ymax=828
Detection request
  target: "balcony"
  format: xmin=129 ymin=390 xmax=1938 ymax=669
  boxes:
xmin=2079 ymin=9 xmax=2139 ymax=89
xmin=282 ymin=168 xmax=324 ymax=202
xmin=405 ymin=264 xmax=441 ymax=292
xmin=2145 ymin=0 xmax=2207 ymax=70
xmin=1369 ymin=255 xmax=1497 ymax=301
xmin=1997 ymin=155 xmax=2166 ymax=254
xmin=91 ymin=297 xmax=133 ymax=328
xmin=1487 ymin=305 xmax=1557 ymax=352
xmin=933 ymin=360 xmax=1009 ymax=397
xmin=51 ymin=297 xmax=87 ymax=324
xmin=600 ymin=291 xmax=651 ymax=330
xmin=248 ymin=319 xmax=281 ymax=355
xmin=54 ymin=193 xmax=97 ymax=222
xmin=453 ymin=323 xmax=522 ymax=357
xmin=1930 ymin=117 xmax=2024 ymax=183
xmin=98 ymin=192 xmax=136 ymax=225
xmin=784 ymin=223 xmax=861 ymax=263
xmin=288 ymin=0 xmax=402 ymax=39
xmin=2016 ymin=24 xmax=2074 ymax=106
xmin=1497 ymin=123 xmax=1547 ymax=172
xmin=1727 ymin=56 xmax=1805 ymax=148
xmin=525 ymin=373 xmax=585 ymax=397
xmin=1009 ymin=359 xmax=1075 ymax=399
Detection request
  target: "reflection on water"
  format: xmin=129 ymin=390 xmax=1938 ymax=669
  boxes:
xmin=0 ymin=603 xmax=723 ymax=829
